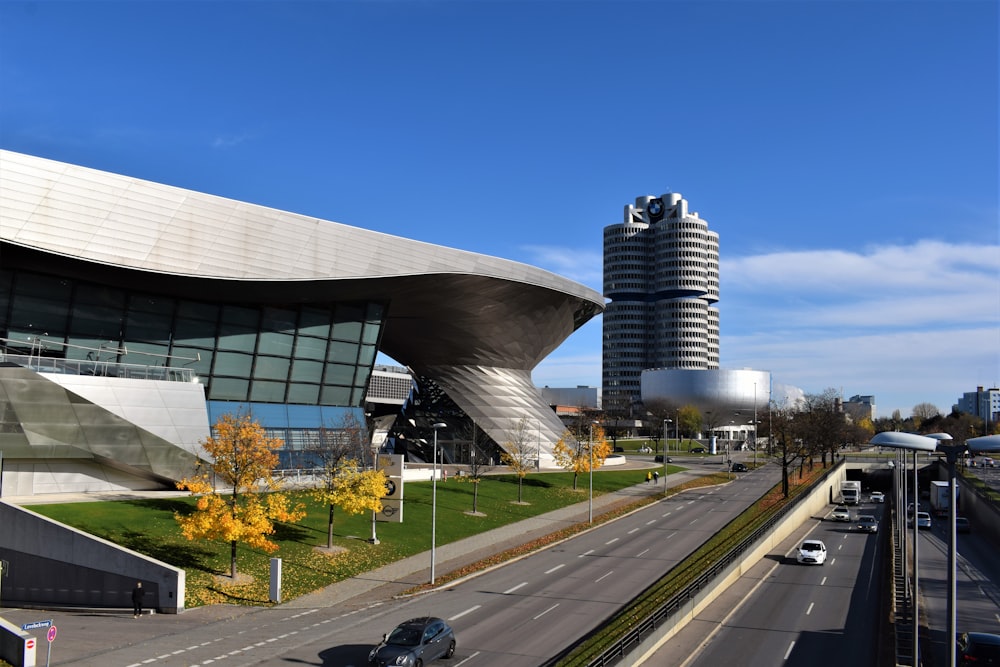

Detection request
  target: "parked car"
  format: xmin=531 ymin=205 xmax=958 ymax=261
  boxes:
xmin=731 ymin=462 xmax=748 ymax=472
xmin=831 ymin=505 xmax=852 ymax=522
xmin=690 ymin=447 xmax=707 ymax=454
xmin=369 ymin=617 xmax=456 ymax=667
xmin=870 ymin=491 xmax=885 ymax=503
xmin=857 ymin=515 xmax=878 ymax=533
xmin=796 ymin=539 xmax=827 ymax=565
xmin=958 ymin=631 xmax=1000 ymax=666
xmin=956 ymin=516 xmax=971 ymax=533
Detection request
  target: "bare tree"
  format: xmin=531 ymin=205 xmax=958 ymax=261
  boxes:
xmin=500 ymin=417 xmax=537 ymax=504
xmin=460 ymin=421 xmax=495 ymax=515
xmin=912 ymin=402 xmax=941 ymax=421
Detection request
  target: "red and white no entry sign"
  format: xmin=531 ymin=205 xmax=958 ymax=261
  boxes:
xmin=47 ymin=625 xmax=57 ymax=642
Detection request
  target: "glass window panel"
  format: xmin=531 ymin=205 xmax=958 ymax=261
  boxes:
xmin=64 ymin=336 xmax=121 ymax=361
xmin=217 ymin=324 xmax=257 ymax=352
xmin=327 ymin=340 xmax=359 ymax=364
xmin=129 ymin=294 xmax=175 ymax=316
xmin=351 ymin=387 xmax=366 ymax=405
xmin=125 ymin=311 xmax=172 ymax=342
xmin=261 ymin=307 xmax=297 ymax=334
xmin=208 ymin=378 xmax=249 ymax=401
xmin=253 ymin=356 xmax=290 ymax=381
xmin=357 ymin=344 xmax=376 ymax=367
xmin=361 ymin=321 xmax=381 ymax=345
xmin=177 ymin=300 xmax=219 ymax=321
xmin=120 ymin=342 xmax=169 ymax=367
xmin=257 ymin=331 xmax=294 ymax=356
xmin=174 ymin=318 xmax=217 ymax=348
xmin=250 ymin=380 xmax=286 ymax=403
xmin=9 ymin=294 xmax=70 ymax=334
xmin=221 ymin=305 xmax=260 ymax=327
xmin=214 ymin=351 xmax=253 ymax=377
xmin=324 ymin=363 xmax=355 ymax=385
xmin=366 ymin=302 xmax=385 ymax=322
xmin=294 ymin=337 xmax=327 ymax=360
xmin=331 ymin=318 xmax=362 ymax=342
xmin=12 ymin=272 xmax=72 ymax=299
xmin=290 ymin=359 xmax=323 ymax=382
xmin=354 ymin=366 xmax=371 ymax=386
xmin=74 ymin=283 xmax=126 ymax=309
xmin=287 ymin=383 xmax=320 ymax=405
xmin=169 ymin=346 xmax=213 ymax=376
xmin=321 ymin=385 xmax=352 ymax=405
xmin=70 ymin=302 xmax=124 ymax=336
xmin=299 ymin=308 xmax=331 ymax=338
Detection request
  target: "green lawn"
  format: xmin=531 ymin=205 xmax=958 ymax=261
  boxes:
xmin=25 ymin=468 xmax=672 ymax=608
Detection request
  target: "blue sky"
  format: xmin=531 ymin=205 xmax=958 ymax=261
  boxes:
xmin=1 ymin=0 xmax=997 ymax=419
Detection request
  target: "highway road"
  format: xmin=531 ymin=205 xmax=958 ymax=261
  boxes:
xmin=24 ymin=464 xmax=782 ymax=666
xmin=648 ymin=498 xmax=889 ymax=667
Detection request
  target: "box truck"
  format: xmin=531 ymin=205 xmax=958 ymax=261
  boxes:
xmin=841 ymin=480 xmax=861 ymax=505
xmin=929 ymin=480 xmax=956 ymax=516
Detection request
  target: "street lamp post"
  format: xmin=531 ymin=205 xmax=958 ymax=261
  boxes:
xmin=662 ymin=419 xmax=670 ymax=487
xmin=872 ymin=431 xmax=1000 ymax=667
xmin=753 ymin=382 xmax=758 ymax=468
xmin=430 ymin=422 xmax=447 ymax=585
xmin=588 ymin=422 xmax=594 ymax=523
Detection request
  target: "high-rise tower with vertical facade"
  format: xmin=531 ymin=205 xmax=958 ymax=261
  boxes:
xmin=602 ymin=192 xmax=720 ymax=415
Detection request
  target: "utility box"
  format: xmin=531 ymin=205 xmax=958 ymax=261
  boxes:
xmin=269 ymin=558 xmax=281 ymax=603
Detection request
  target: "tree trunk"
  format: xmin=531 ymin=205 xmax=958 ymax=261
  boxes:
xmin=472 ymin=480 xmax=479 ymax=513
xmin=230 ymin=540 xmax=238 ymax=579
xmin=327 ymin=503 xmax=335 ymax=549
xmin=517 ymin=476 xmax=523 ymax=503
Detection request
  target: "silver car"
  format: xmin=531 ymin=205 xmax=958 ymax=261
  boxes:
xmin=370 ymin=617 xmax=456 ymax=666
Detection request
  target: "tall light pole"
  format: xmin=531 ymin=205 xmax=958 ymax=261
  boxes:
xmin=430 ymin=422 xmax=447 ymax=584
xmin=872 ymin=432 xmax=1000 ymax=667
xmin=663 ymin=419 xmax=670 ymax=487
xmin=753 ymin=382 xmax=758 ymax=467
xmin=588 ymin=422 xmax=595 ymax=523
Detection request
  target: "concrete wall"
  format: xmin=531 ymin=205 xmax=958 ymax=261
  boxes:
xmin=0 ymin=501 xmax=184 ymax=614
xmin=0 ymin=616 xmax=36 ymax=667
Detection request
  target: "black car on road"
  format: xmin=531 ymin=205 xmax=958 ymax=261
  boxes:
xmin=369 ymin=617 xmax=456 ymax=666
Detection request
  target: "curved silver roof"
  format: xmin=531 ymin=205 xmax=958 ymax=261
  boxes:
xmin=0 ymin=150 xmax=605 ymax=463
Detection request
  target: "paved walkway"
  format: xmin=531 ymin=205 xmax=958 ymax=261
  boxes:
xmin=0 ymin=460 xmax=721 ymax=665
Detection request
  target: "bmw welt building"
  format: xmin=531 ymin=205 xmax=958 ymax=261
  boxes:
xmin=0 ymin=150 xmax=604 ymax=498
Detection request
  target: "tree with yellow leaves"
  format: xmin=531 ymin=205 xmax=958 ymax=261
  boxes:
xmin=552 ymin=423 xmax=612 ymax=490
xmin=175 ymin=412 xmax=306 ymax=580
xmin=312 ymin=458 xmax=387 ymax=549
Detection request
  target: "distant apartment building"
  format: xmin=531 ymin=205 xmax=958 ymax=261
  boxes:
xmin=602 ymin=192 xmax=720 ymax=414
xmin=956 ymin=386 xmax=1000 ymax=428
xmin=843 ymin=394 xmax=876 ymax=423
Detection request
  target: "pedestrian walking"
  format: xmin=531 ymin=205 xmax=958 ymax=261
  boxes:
xmin=132 ymin=581 xmax=145 ymax=618
xmin=653 ymin=471 xmax=659 ymax=483
xmin=646 ymin=471 xmax=652 ymax=484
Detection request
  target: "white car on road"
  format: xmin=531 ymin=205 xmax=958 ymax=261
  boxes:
xmin=831 ymin=505 xmax=852 ymax=522
xmin=797 ymin=540 xmax=827 ymax=565
xmin=870 ymin=491 xmax=885 ymax=503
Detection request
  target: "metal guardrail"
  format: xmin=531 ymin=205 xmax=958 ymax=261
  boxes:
xmin=0 ymin=352 xmax=196 ymax=383
xmin=542 ymin=462 xmax=842 ymax=667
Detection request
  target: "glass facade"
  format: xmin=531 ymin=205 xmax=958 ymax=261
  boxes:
xmin=0 ymin=266 xmax=386 ymax=462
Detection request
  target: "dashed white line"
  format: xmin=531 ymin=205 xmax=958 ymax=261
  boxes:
xmin=820 ymin=576 xmax=828 ymax=585
xmin=636 ymin=548 xmax=650 ymax=557
xmin=580 ymin=549 xmax=595 ymax=558
xmin=606 ymin=537 xmax=620 ymax=545
xmin=784 ymin=641 xmax=796 ymax=660
xmin=628 ymin=527 xmax=640 ymax=534
xmin=545 ymin=563 xmax=566 ymax=574
xmin=449 ymin=605 xmax=481 ymax=621
xmin=646 ymin=519 xmax=657 ymax=525
xmin=504 ymin=582 xmax=528 ymax=594
xmin=595 ymin=571 xmax=614 ymax=583
xmin=806 ymin=602 xmax=814 ymax=615
xmin=533 ymin=603 xmax=560 ymax=620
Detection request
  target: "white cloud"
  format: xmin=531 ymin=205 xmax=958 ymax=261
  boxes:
xmin=532 ymin=239 xmax=1000 ymax=420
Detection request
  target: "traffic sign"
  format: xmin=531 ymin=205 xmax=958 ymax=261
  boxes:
xmin=21 ymin=619 xmax=51 ymax=631
xmin=47 ymin=626 xmax=57 ymax=642
xmin=25 ymin=639 xmax=34 ymax=650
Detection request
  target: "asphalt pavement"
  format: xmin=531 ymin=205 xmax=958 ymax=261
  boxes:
xmin=0 ymin=458 xmax=724 ymax=666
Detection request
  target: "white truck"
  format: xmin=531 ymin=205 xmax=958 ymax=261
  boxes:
xmin=929 ymin=480 xmax=956 ymax=517
xmin=841 ymin=480 xmax=861 ymax=505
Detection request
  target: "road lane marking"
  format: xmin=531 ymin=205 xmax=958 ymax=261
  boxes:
xmin=580 ymin=549 xmax=595 ymax=558
xmin=637 ymin=548 xmax=650 ymax=557
xmin=449 ymin=605 xmax=481 ymax=621
xmin=534 ymin=603 xmax=560 ymax=619
xmin=595 ymin=571 xmax=614 ymax=583
xmin=784 ymin=641 xmax=795 ymax=660
xmin=545 ymin=563 xmax=566 ymax=574
xmin=628 ymin=528 xmax=640 ymax=534
xmin=606 ymin=537 xmax=620 ymax=545
xmin=806 ymin=602 xmax=814 ymax=615
xmin=646 ymin=519 xmax=657 ymax=525
xmin=504 ymin=582 xmax=528 ymax=594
